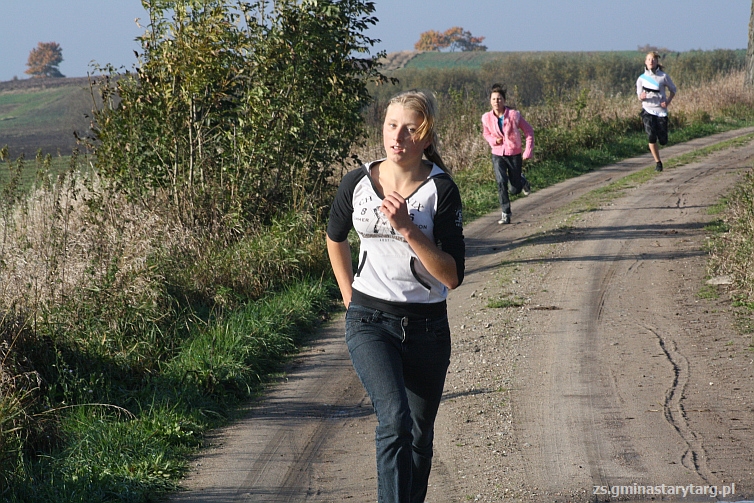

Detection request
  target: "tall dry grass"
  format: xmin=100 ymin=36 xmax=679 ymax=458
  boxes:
xmin=0 ymin=175 xmax=186 ymax=318
xmin=0 ymin=170 xmax=328 ymax=331
xmin=0 ymin=161 xmax=328 ymax=489
xmin=353 ymin=70 xmax=754 ymax=172
xmin=708 ymin=169 xmax=754 ymax=303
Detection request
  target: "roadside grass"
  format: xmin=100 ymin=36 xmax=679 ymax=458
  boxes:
xmin=697 ymin=284 xmax=721 ymax=300
xmin=7 ymin=278 xmax=334 ymax=503
xmin=706 ymin=168 xmax=754 ymax=308
xmin=706 ymin=198 xmax=729 ymax=217
xmin=689 ymin=141 xmax=754 ymax=350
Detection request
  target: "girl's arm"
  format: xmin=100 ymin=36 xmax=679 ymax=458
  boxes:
xmin=519 ymin=115 xmax=535 ymax=160
xmin=326 ymin=236 xmax=354 ymax=307
xmin=664 ymin=74 xmax=677 ymax=106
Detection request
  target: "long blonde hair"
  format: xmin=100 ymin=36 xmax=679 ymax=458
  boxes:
xmin=387 ymin=90 xmax=451 ymax=174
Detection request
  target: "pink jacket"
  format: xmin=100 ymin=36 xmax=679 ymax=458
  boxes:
xmin=482 ymin=108 xmax=534 ymax=159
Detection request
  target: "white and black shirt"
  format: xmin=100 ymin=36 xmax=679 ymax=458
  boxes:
xmin=636 ymin=69 xmax=677 ymax=118
xmin=327 ymin=160 xmax=465 ymax=318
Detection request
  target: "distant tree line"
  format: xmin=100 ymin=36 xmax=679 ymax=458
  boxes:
xmin=367 ymin=49 xmax=746 ymax=116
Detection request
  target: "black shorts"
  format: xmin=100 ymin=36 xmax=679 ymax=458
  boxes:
xmin=642 ymin=111 xmax=668 ymax=145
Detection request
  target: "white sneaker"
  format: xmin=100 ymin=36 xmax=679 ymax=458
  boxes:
xmin=522 ymin=179 xmax=531 ymax=196
xmin=498 ymin=213 xmax=510 ymax=224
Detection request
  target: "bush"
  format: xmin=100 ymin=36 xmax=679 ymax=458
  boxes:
xmin=88 ymin=0 xmax=387 ymax=231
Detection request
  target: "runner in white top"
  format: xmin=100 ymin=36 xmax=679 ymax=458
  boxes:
xmin=637 ymin=51 xmax=677 ymax=171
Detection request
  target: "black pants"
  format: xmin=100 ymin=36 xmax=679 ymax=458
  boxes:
xmin=642 ymin=112 xmax=669 ymax=145
xmin=492 ymin=153 xmax=528 ymax=216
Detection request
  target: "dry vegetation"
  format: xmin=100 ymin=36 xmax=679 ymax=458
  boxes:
xmin=354 ymin=70 xmax=754 ymax=174
xmin=708 ymin=168 xmax=754 ymax=304
xmin=0 ymin=176 xmax=180 ymax=314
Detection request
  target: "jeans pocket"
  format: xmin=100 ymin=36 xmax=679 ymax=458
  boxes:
xmin=344 ymin=304 xmax=381 ymax=346
xmin=427 ymin=316 xmax=450 ymax=339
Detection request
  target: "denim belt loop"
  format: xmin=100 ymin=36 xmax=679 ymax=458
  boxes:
xmin=400 ymin=316 xmax=408 ymax=342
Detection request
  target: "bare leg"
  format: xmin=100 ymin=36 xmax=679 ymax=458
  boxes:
xmin=648 ymin=142 xmax=661 ymax=163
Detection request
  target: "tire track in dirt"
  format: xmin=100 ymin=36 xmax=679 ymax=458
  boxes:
xmin=513 ymin=211 xmax=653 ymax=496
xmin=642 ymin=323 xmax=714 ymax=483
xmin=509 ymin=137 xmax=754 ymax=501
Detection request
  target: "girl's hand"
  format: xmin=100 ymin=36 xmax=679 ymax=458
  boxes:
xmin=639 ymin=91 xmax=647 ymax=100
xmin=380 ymin=192 xmax=413 ymax=234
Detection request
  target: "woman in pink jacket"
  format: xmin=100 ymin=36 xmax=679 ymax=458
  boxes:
xmin=481 ymin=83 xmax=534 ymax=224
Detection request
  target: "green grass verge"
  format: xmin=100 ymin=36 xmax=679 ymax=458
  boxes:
xmin=704 ymin=167 xmax=754 ymax=348
xmin=6 ymin=279 xmax=335 ymax=502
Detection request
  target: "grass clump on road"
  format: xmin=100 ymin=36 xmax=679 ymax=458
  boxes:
xmin=487 ymin=296 xmax=527 ymax=309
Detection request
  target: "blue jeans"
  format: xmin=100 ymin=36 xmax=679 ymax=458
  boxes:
xmin=345 ymin=304 xmax=451 ymax=503
xmin=492 ymin=153 xmax=529 ymax=215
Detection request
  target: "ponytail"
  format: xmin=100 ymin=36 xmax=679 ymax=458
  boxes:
xmin=423 ymin=132 xmax=451 ymax=176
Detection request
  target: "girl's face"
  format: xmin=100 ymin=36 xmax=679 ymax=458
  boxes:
xmin=645 ymin=53 xmax=659 ymax=71
xmin=490 ymin=92 xmax=506 ymax=114
xmin=383 ymin=104 xmax=431 ymax=167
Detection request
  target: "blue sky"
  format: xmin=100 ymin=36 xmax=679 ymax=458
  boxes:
xmin=1 ymin=0 xmax=750 ymax=82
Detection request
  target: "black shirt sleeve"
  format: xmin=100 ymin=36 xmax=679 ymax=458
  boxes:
xmin=433 ymin=175 xmax=466 ymax=286
xmin=326 ymin=167 xmax=364 ymax=242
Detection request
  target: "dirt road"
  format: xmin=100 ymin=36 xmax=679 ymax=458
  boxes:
xmin=170 ymin=128 xmax=754 ymax=503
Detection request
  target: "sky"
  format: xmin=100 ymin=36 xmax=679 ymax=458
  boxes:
xmin=1 ymin=0 xmax=751 ymax=82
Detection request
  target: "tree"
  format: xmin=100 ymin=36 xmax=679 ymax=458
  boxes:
xmin=89 ymin=0 xmax=387 ymax=228
xmin=414 ymin=27 xmax=486 ymax=52
xmin=414 ymin=30 xmax=448 ymax=51
xmin=746 ymin=0 xmax=754 ymax=87
xmin=444 ymin=27 xmax=487 ymax=52
xmin=25 ymin=42 xmax=64 ymax=78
